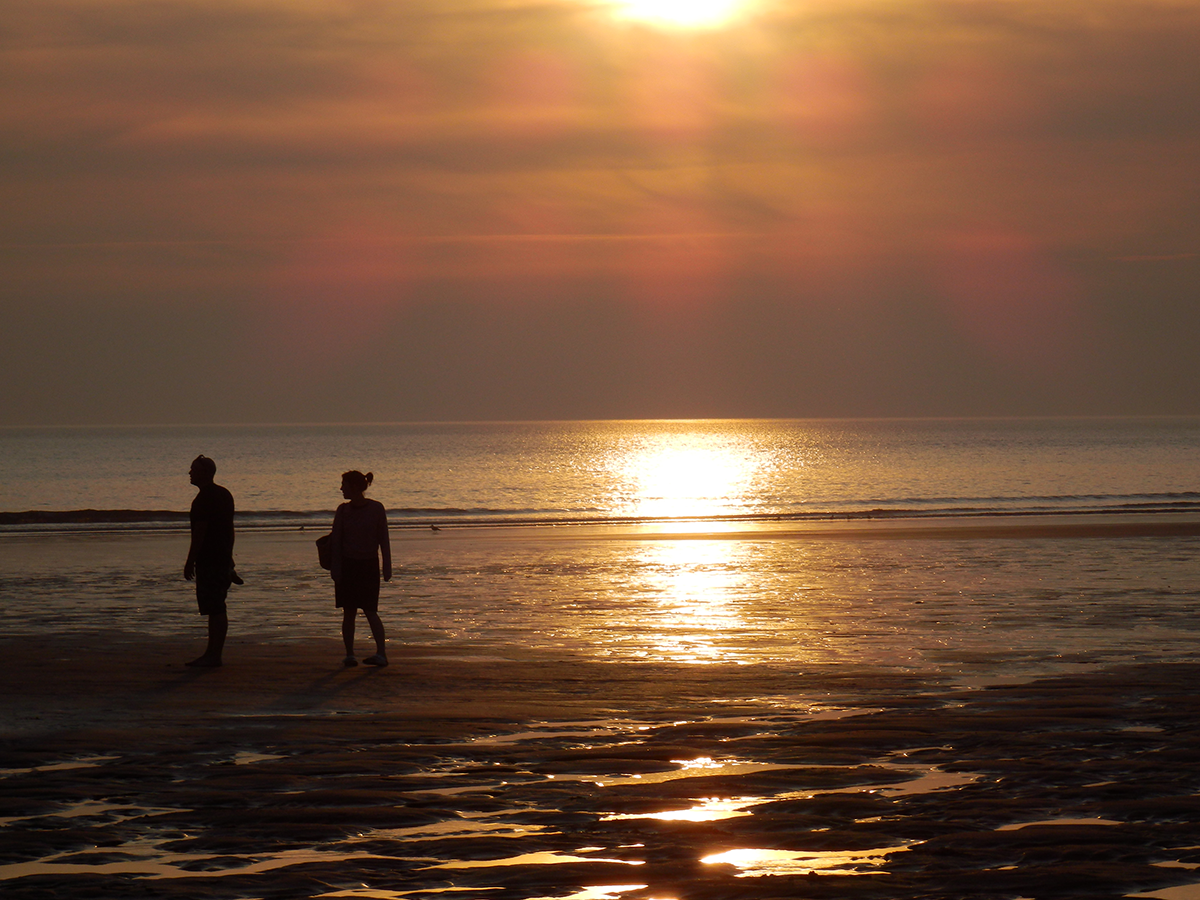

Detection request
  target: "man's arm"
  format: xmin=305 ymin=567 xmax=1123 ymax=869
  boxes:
xmin=184 ymin=521 xmax=207 ymax=580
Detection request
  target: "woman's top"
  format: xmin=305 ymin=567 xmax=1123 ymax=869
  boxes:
xmin=331 ymin=498 xmax=390 ymax=574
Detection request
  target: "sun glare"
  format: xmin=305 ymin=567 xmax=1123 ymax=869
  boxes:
xmin=621 ymin=443 xmax=755 ymax=520
xmin=610 ymin=0 xmax=747 ymax=28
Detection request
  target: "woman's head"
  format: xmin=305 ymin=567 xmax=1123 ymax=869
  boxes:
xmin=341 ymin=470 xmax=374 ymax=495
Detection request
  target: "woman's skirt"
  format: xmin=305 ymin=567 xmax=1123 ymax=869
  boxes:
xmin=335 ymin=557 xmax=380 ymax=611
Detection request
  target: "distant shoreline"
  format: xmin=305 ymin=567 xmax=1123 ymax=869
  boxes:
xmin=4 ymin=508 xmax=1200 ymax=539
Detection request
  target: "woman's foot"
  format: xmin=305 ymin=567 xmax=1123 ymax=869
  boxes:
xmin=185 ymin=655 xmax=222 ymax=668
xmin=363 ymin=654 xmax=388 ymax=667
xmin=343 ymin=656 xmax=358 ymax=667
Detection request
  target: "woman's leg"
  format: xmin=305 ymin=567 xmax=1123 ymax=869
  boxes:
xmin=364 ymin=610 xmax=386 ymax=659
xmin=341 ymin=606 xmax=357 ymax=657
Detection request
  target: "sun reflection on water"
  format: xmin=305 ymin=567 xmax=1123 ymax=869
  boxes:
xmin=603 ymin=796 xmax=757 ymax=822
xmin=701 ymin=844 xmax=910 ymax=877
xmin=532 ymin=888 xmax=651 ymax=900
xmin=613 ymin=432 xmax=767 ymax=522
xmin=632 ymin=539 xmax=750 ymax=664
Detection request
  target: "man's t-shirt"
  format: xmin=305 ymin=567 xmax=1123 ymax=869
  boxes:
xmin=190 ymin=483 xmax=235 ymax=566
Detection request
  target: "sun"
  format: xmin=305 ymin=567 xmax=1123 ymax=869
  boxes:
xmin=610 ymin=0 xmax=748 ymax=29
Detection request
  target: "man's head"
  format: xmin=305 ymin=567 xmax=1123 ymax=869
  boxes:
xmin=189 ymin=455 xmax=217 ymax=486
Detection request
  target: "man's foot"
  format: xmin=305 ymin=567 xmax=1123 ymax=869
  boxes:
xmin=185 ymin=655 xmax=222 ymax=668
xmin=363 ymin=654 xmax=388 ymax=667
xmin=343 ymin=655 xmax=358 ymax=667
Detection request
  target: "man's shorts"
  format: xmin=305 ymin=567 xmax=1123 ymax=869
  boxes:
xmin=196 ymin=563 xmax=232 ymax=616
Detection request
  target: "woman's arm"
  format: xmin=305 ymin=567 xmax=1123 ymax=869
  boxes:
xmin=378 ymin=503 xmax=392 ymax=582
xmin=330 ymin=505 xmax=344 ymax=582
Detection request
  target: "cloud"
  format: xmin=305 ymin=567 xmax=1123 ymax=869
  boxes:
xmin=3 ymin=0 xmax=1200 ymax=423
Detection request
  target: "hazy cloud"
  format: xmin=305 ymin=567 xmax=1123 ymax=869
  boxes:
xmin=2 ymin=0 xmax=1200 ymax=423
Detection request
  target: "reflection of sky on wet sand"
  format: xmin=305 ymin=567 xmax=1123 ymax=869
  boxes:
xmin=16 ymin=708 xmax=1194 ymax=895
xmin=0 ymin=744 xmax=977 ymax=885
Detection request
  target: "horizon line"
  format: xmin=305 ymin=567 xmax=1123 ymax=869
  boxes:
xmin=5 ymin=414 xmax=1200 ymax=430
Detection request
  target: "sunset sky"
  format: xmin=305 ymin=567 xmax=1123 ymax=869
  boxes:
xmin=3 ymin=0 xmax=1199 ymax=425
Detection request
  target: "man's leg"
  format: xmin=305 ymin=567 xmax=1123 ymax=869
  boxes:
xmin=186 ymin=610 xmax=225 ymax=667
xmin=206 ymin=610 xmax=227 ymax=662
xmin=187 ymin=578 xmax=227 ymax=667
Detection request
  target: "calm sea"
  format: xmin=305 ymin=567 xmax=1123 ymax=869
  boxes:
xmin=3 ymin=418 xmax=1200 ymax=680
xmin=3 ymin=418 xmax=1200 ymax=530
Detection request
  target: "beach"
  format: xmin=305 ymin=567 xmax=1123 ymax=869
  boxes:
xmin=5 ymin=417 xmax=1200 ymax=897
xmin=4 ymin=632 xmax=1200 ymax=899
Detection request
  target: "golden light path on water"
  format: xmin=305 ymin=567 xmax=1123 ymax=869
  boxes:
xmin=613 ymin=433 xmax=770 ymax=663
xmin=633 ymin=539 xmax=748 ymax=663
xmin=615 ymin=433 xmax=766 ymax=521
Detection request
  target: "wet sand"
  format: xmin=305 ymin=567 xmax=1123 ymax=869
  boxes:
xmin=4 ymin=636 xmax=1200 ymax=899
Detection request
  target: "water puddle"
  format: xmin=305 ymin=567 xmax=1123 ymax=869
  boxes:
xmin=363 ymin=814 xmax=553 ymax=842
xmin=0 ymin=800 xmax=183 ymax=828
xmin=468 ymin=721 xmax=653 ymax=746
xmin=0 ymin=754 xmax=119 ymax=776
xmin=317 ymin=889 xmax=503 ymax=898
xmin=0 ymin=843 xmax=389 ymax=881
xmin=700 ymin=702 xmax=885 ymax=721
xmin=1129 ymin=885 xmax=1200 ymax=900
xmin=233 ymin=750 xmax=287 ymax=765
xmin=598 ymin=755 xmax=977 ymax=824
xmin=428 ymin=851 xmax=645 ymax=870
xmin=554 ymin=756 xmax=791 ymax=788
xmin=0 ymin=714 xmax=987 ymax=890
xmin=878 ymin=764 xmax=979 ymax=797
xmin=525 ymin=886 xmax=649 ymax=900
xmin=603 ymin=796 xmax=758 ymax=822
xmin=997 ymin=817 xmax=1122 ymax=831
xmin=701 ymin=844 xmax=911 ymax=876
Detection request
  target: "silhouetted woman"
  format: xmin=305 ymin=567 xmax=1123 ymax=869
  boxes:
xmin=330 ymin=470 xmax=392 ymax=667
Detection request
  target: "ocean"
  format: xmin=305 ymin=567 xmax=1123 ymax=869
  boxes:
xmin=5 ymin=417 xmax=1200 ymax=528
xmin=3 ymin=418 xmax=1200 ymax=682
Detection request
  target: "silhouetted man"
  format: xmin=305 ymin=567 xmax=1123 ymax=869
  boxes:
xmin=183 ymin=455 xmax=235 ymax=667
